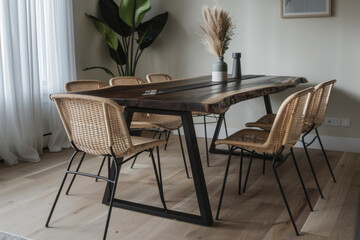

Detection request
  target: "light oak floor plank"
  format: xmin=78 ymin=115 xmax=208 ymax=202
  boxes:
xmin=0 ymin=134 xmax=358 ymax=240
xmin=301 ymin=152 xmax=360 ymax=237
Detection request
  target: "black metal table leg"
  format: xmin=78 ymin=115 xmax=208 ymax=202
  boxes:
xmin=102 ymin=107 xmax=213 ymax=226
xmin=263 ymin=95 xmax=273 ymax=114
xmin=181 ymin=111 xmax=213 ymax=225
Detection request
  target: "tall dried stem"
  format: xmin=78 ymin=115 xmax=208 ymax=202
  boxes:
xmin=200 ymin=5 xmax=235 ymax=58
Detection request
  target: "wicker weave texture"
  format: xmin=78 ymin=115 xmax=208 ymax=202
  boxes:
xmin=245 ymin=114 xmax=276 ymax=131
xmin=222 ymin=128 xmax=269 ymax=144
xmin=109 ymin=76 xmax=146 ymax=118
xmin=216 ymin=87 xmax=314 ymax=154
xmin=65 ymin=80 xmax=106 ymax=92
xmin=51 ymin=94 xmax=165 ymax=157
xmin=245 ymin=80 xmax=336 ymax=132
xmin=109 ymin=77 xmax=143 ymax=86
xmin=146 ymin=73 xmax=172 ymax=83
xmin=52 ymin=95 xmax=131 ymax=155
xmin=312 ymin=80 xmax=336 ymax=127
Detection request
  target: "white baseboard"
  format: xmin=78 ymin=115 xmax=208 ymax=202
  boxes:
xmin=293 ymin=134 xmax=360 ymax=153
xmin=180 ymin=125 xmax=360 ymax=153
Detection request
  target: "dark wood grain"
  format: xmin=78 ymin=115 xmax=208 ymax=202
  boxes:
xmin=73 ymin=75 xmax=307 ymax=113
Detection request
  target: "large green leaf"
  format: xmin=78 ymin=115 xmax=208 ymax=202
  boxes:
xmin=83 ymin=66 xmax=115 ymax=77
xmin=85 ymin=14 xmax=118 ymax=50
xmin=99 ymin=0 xmax=130 ymax=37
xmin=108 ymin=41 xmax=127 ymax=66
xmin=137 ymin=12 xmax=168 ymax=50
xmin=119 ymin=0 xmax=151 ymax=28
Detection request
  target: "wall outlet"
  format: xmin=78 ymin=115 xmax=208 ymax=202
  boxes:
xmin=325 ymin=117 xmax=341 ymax=126
xmin=341 ymin=118 xmax=351 ymax=127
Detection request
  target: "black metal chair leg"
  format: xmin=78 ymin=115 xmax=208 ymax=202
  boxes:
xmin=149 ymin=130 xmax=165 ymax=158
xmin=46 ymin=150 xmax=79 ymax=227
xmin=216 ymin=146 xmax=234 ymax=220
xmin=103 ymin=157 xmax=120 ymax=240
xmin=262 ymin=153 xmax=266 ymax=175
xmin=272 ymin=149 xmax=300 ymax=236
xmin=130 ymin=156 xmax=137 ymax=168
xmin=164 ymin=131 xmax=172 ymax=151
xmin=290 ymin=148 xmax=313 ymax=212
xmin=152 ymin=128 xmax=160 ymax=138
xmin=238 ymin=149 xmax=243 ymax=195
xmin=107 ymin=157 xmax=111 ymax=178
xmin=150 ymin=147 xmax=167 ymax=211
xmin=157 ymin=130 xmax=165 ymax=139
xmin=177 ymin=129 xmax=190 ymax=178
xmin=95 ymin=156 xmax=107 ymax=182
xmin=243 ymin=151 xmax=254 ymax=193
xmin=223 ymin=113 xmax=229 ymax=138
xmin=156 ymin=146 xmax=163 ymax=187
xmin=203 ymin=114 xmax=209 ymax=167
xmin=66 ymin=152 xmax=86 ymax=195
xmin=315 ymin=129 xmax=336 ymax=183
xmin=302 ymin=133 xmax=324 ymax=199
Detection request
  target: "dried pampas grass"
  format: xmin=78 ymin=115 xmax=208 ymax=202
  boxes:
xmin=200 ymin=5 xmax=235 ymax=58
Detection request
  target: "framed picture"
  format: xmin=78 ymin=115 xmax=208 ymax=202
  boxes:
xmin=281 ymin=0 xmax=331 ymax=18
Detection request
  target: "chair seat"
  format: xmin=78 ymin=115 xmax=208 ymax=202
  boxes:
xmin=215 ymin=129 xmax=270 ymax=153
xmin=111 ymin=136 xmax=166 ymax=158
xmin=245 ymin=114 xmax=276 ymax=131
xmin=131 ymin=114 xmax=182 ymax=131
xmin=245 ymin=114 xmax=314 ymax=133
xmin=131 ymin=136 xmax=166 ymax=153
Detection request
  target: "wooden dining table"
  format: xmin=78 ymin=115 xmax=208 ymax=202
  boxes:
xmin=76 ymin=74 xmax=307 ymax=226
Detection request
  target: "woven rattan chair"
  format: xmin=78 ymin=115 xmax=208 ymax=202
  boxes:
xmin=109 ymin=76 xmax=143 ymax=85
xmin=245 ymin=80 xmax=337 ymax=198
xmin=64 ymin=80 xmax=109 ymax=194
xmin=146 ymin=73 xmax=172 ymax=82
xmin=215 ymin=87 xmax=315 ymax=236
xmin=146 ymin=73 xmax=229 ymax=167
xmin=65 ymin=79 xmax=106 ymax=92
xmin=46 ymin=94 xmax=167 ymax=240
xmin=110 ymin=76 xmax=190 ymax=178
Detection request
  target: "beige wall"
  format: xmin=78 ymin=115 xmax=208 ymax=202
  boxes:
xmin=73 ymin=0 xmax=360 ymax=145
xmin=73 ymin=0 xmax=115 ymax=82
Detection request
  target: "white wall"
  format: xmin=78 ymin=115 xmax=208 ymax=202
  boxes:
xmin=73 ymin=0 xmax=360 ymax=151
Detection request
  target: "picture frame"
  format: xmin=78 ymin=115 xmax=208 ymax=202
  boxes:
xmin=281 ymin=0 xmax=331 ymax=18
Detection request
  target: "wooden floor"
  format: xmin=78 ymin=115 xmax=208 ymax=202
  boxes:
xmin=0 ymin=134 xmax=359 ymax=240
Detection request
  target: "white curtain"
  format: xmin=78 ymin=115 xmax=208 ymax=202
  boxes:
xmin=0 ymin=0 xmax=76 ymax=166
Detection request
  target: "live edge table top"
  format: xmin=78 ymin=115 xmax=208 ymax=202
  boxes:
xmin=75 ymin=75 xmax=307 ymax=113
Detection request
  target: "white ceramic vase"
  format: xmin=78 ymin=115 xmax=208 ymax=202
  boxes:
xmin=212 ymin=57 xmax=227 ymax=82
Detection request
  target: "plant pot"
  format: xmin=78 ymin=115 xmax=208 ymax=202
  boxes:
xmin=212 ymin=57 xmax=227 ymax=82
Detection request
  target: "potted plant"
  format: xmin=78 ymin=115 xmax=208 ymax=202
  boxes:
xmin=200 ymin=5 xmax=235 ymax=82
xmin=84 ymin=0 xmax=168 ymax=77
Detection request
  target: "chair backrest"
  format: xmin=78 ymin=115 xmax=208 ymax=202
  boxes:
xmin=304 ymin=79 xmax=336 ymax=129
xmin=146 ymin=73 xmax=172 ymax=83
xmin=65 ymin=80 xmax=106 ymax=92
xmin=109 ymin=76 xmax=143 ymax=86
xmin=109 ymin=76 xmax=150 ymax=120
xmin=265 ymin=87 xmax=314 ymax=153
xmin=51 ymin=94 xmax=133 ymax=157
